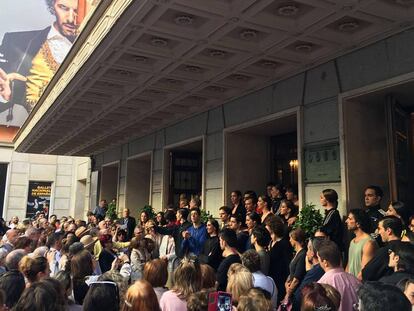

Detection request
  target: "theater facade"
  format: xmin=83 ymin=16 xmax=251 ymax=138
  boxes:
xmin=13 ymin=0 xmax=414 ymax=219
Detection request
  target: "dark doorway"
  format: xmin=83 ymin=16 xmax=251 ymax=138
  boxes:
xmin=271 ymin=132 xmax=298 ymax=187
xmin=0 ymin=164 xmax=8 ymax=217
xmin=168 ymin=151 xmax=202 ymax=207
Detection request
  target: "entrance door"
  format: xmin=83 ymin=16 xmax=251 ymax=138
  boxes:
xmin=168 ymin=152 xmax=202 ymax=206
xmin=270 ymin=132 xmax=298 ymax=187
xmin=386 ymin=98 xmax=414 ymax=207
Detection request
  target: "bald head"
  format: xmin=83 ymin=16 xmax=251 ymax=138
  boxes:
xmin=5 ymin=249 xmax=25 ymax=270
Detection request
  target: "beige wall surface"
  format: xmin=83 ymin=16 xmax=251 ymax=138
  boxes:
xmin=0 ymin=147 xmax=90 ymax=221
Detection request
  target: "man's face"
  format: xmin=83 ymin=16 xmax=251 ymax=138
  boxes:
xmin=378 ymin=221 xmax=388 ymax=242
xmin=98 ymin=221 xmax=107 ymax=230
xmin=219 ymin=236 xmax=225 ymax=250
xmin=7 ymin=229 xmax=18 ymax=244
xmin=404 ymin=283 xmax=414 ymax=305
xmin=134 ymin=227 xmax=143 ymax=240
xmin=345 ymin=213 xmax=358 ymax=231
xmin=191 ymin=211 xmax=200 ymax=224
xmin=53 ymin=0 xmax=78 ymax=42
xmin=219 ymin=210 xmax=229 ymax=223
xmin=99 ymin=200 xmax=105 ymax=208
xmin=244 ymin=199 xmax=255 ymax=213
xmin=228 ymin=217 xmax=239 ymax=231
xmin=270 ymin=187 xmax=278 ymax=199
xmin=364 ymin=189 xmax=381 ymax=207
xmin=123 ymin=209 xmax=129 ymax=218
xmin=12 ymin=216 xmax=19 ymax=224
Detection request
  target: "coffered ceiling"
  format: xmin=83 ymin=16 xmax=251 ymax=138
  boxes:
xmin=15 ymin=0 xmax=414 ymax=156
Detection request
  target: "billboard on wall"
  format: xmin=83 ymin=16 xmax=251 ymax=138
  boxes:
xmin=0 ymin=0 xmax=100 ymax=143
xmin=26 ymin=181 xmax=52 ymax=219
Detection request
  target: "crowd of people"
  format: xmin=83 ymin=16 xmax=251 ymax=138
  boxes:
xmin=0 ymin=184 xmax=413 ymax=311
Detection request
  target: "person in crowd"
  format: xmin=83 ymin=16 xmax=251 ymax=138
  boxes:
xmin=71 ymin=249 xmax=94 ymax=304
xmin=130 ymin=237 xmax=151 ymax=282
xmin=155 ymin=212 xmax=166 ymax=227
xmin=18 ymin=256 xmax=50 ymax=287
xmin=270 ymin=184 xmax=284 ymax=214
xmin=179 ymin=197 xmax=189 ymax=210
xmin=357 ymin=281 xmax=411 ymax=311
xmin=8 ymin=216 xmax=19 ymax=229
xmin=362 ymin=216 xmax=404 ymax=281
xmin=266 ymin=217 xmax=292 ymax=303
xmin=156 ymin=208 xmax=191 ymax=262
xmin=237 ymin=288 xmax=273 ymax=311
xmin=122 ymin=279 xmax=160 ymax=311
xmin=143 ymin=258 xmax=168 ymax=302
xmin=293 ymin=237 xmax=326 ymax=310
xmin=159 ymin=210 xmax=176 ymax=286
xmin=187 ymin=288 xmax=216 ymax=311
xmin=397 ymin=278 xmax=414 ymax=307
xmin=226 ymin=263 xmax=253 ymax=307
xmin=408 ymin=216 xmax=414 ymax=234
xmin=98 ymin=234 xmax=118 ymax=273
xmin=200 ymin=264 xmax=216 ymax=289
xmin=144 ymin=220 xmax=163 ymax=258
xmin=244 ymin=196 xmax=257 ymax=214
xmin=228 ymin=214 xmax=248 ymax=254
xmin=386 ymin=201 xmax=409 ymax=227
xmin=250 ymin=226 xmax=270 ymax=275
xmin=199 ymin=218 xmax=221 ymax=271
xmin=317 ymin=240 xmax=360 ymax=311
xmin=5 ymin=249 xmax=26 ymax=271
xmin=133 ymin=226 xmax=144 ymax=241
xmin=230 ymin=190 xmax=246 ymax=221
xmin=284 ymin=228 xmax=307 ymax=302
xmin=320 ymin=189 xmax=344 ymax=251
xmin=0 ymin=270 xmax=25 ymax=309
xmin=240 ymin=249 xmax=278 ymax=308
xmin=83 ymin=280 xmax=120 ymax=311
xmin=54 ymin=270 xmax=82 ymax=311
xmin=139 ymin=211 xmax=150 ymax=227
xmin=119 ymin=209 xmax=136 ymax=241
xmin=279 ymin=199 xmax=297 ymax=231
xmin=245 ymin=212 xmax=261 ymax=250
xmin=13 ymin=279 xmax=65 ymax=311
xmin=189 ymin=195 xmax=201 ymax=210
xmin=46 ymin=232 xmax=63 ymax=276
xmin=345 ymin=209 xmax=377 ymax=279
xmin=159 ymin=257 xmax=202 ymax=311
xmin=216 ymin=228 xmax=241 ymax=291
xmin=181 ymin=208 xmax=207 ymax=257
xmin=300 ymin=282 xmax=341 ymax=311
xmin=285 ymin=185 xmax=299 ymax=208
xmin=93 ymin=200 xmax=107 ymax=219
xmin=218 ymin=206 xmax=232 ymax=229
xmin=258 ymin=195 xmax=275 ymax=224
xmin=364 ymin=185 xmax=386 ymax=233
xmin=14 ymin=236 xmax=33 ymax=253
xmin=380 ymin=242 xmax=414 ymax=285
xmin=1 ymin=228 xmax=19 ymax=253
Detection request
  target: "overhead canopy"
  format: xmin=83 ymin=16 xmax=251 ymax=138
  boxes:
xmin=14 ymin=0 xmax=414 ymax=156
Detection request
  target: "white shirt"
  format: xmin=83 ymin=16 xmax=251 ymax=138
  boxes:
xmin=253 ymin=271 xmax=278 ymax=308
xmin=47 ymin=24 xmax=73 ymax=64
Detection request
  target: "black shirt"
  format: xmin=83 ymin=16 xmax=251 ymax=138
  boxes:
xmin=362 ymin=240 xmax=405 ymax=281
xmin=365 ymin=205 xmax=385 ymax=234
xmin=199 ymin=235 xmax=222 ymax=271
xmin=379 ymin=271 xmax=414 ymax=286
xmin=269 ymin=238 xmax=293 ymax=302
xmin=156 ymin=221 xmax=191 ymax=259
xmin=236 ymin=231 xmax=249 ymax=254
xmin=216 ymin=254 xmax=241 ymax=291
xmin=321 ymin=208 xmax=344 ymax=251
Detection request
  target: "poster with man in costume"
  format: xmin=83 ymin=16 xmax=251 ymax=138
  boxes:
xmin=0 ymin=0 xmax=100 ymax=142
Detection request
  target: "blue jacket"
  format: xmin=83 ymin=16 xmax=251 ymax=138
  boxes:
xmin=181 ymin=223 xmax=207 ymax=256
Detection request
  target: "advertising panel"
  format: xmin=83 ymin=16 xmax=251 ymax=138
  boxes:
xmin=0 ymin=0 xmax=100 ymax=142
xmin=26 ymin=181 xmax=52 ymax=218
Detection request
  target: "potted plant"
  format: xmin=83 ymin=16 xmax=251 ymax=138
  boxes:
xmin=292 ymin=203 xmax=323 ymax=238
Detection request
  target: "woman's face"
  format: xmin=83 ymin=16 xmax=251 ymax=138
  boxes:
xmin=279 ymin=202 xmax=290 ymax=216
xmin=206 ymin=221 xmax=215 ymax=235
xmin=320 ymin=194 xmax=328 ymax=207
xmin=245 ymin=215 xmax=255 ymax=230
xmin=289 ymin=235 xmax=295 ymax=247
xmin=141 ymin=212 xmax=148 ymax=223
xmin=410 ymin=219 xmax=414 ymax=233
xmin=257 ymin=197 xmax=265 ymax=210
xmin=156 ymin=213 xmax=162 ymax=223
xmin=386 ymin=205 xmax=398 ymax=217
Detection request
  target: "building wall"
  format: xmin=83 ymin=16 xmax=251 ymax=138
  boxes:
xmin=93 ymin=28 xmax=414 ymax=217
xmin=0 ymin=146 xmax=90 ymax=221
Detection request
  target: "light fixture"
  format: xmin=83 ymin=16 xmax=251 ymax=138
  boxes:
xmin=277 ymin=4 xmax=300 ymax=16
xmin=295 ymin=43 xmax=313 ymax=52
xmin=289 ymin=159 xmax=299 ymax=168
xmin=240 ymin=29 xmax=258 ymax=41
xmin=209 ymin=49 xmax=227 ymax=57
xmin=338 ymin=21 xmax=359 ymax=32
xmin=150 ymin=37 xmax=168 ymax=47
xmin=174 ymin=14 xmax=194 ymax=25
xmin=184 ymin=65 xmax=202 ymax=73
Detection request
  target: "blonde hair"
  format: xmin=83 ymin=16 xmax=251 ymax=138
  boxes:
xmin=172 ymin=257 xmax=202 ymax=299
xmin=122 ymin=280 xmax=160 ymax=311
xmin=226 ymin=263 xmax=253 ymax=304
xmin=237 ymin=288 xmax=272 ymax=311
xmin=18 ymin=256 xmax=48 ymax=283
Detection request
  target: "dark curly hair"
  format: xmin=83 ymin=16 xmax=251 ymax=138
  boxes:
xmin=45 ymin=0 xmax=56 ymax=15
